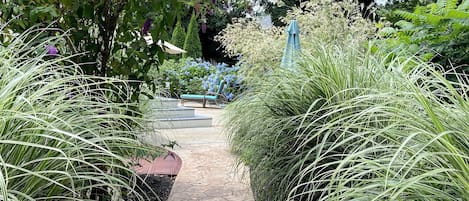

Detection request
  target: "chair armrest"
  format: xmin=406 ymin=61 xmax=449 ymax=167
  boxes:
xmin=205 ymin=92 xmax=221 ymax=96
xmin=205 ymin=92 xmax=227 ymax=100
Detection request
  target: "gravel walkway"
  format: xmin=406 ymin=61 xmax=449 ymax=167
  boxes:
xmin=144 ymin=102 xmax=254 ymax=201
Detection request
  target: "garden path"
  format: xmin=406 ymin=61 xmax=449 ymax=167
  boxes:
xmin=144 ymin=101 xmax=254 ymax=201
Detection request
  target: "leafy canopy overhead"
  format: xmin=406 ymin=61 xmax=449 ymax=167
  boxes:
xmin=0 ymin=0 xmax=210 ymax=101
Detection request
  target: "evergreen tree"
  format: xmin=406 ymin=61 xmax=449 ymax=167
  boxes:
xmin=170 ymin=20 xmax=186 ymax=59
xmin=183 ymin=12 xmax=202 ymax=58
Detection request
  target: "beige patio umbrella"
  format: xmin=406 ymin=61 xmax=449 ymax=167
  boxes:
xmin=156 ymin=40 xmax=186 ymax=55
xmin=141 ymin=33 xmax=186 ymax=55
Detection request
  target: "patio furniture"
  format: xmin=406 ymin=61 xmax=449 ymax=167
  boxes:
xmin=180 ymin=80 xmax=227 ymax=108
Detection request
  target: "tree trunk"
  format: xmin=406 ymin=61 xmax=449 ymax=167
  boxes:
xmin=99 ymin=0 xmax=128 ymax=77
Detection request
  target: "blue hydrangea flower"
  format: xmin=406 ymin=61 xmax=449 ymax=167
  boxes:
xmin=234 ymin=78 xmax=242 ymax=86
xmin=202 ymin=80 xmax=209 ymax=90
xmin=224 ymin=92 xmax=234 ymax=101
xmin=224 ymin=75 xmax=234 ymax=84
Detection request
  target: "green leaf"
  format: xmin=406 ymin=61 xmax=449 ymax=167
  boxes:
xmin=83 ymin=4 xmax=94 ymax=19
xmin=378 ymin=27 xmax=397 ymax=36
xmin=17 ymin=20 xmax=26 ymax=29
xmin=445 ymin=10 xmax=469 ymax=19
xmin=394 ymin=10 xmax=424 ymax=23
xmin=425 ymin=14 xmax=443 ymax=25
xmin=446 ymin=0 xmax=459 ymax=10
xmin=395 ymin=20 xmax=415 ymax=30
xmin=62 ymin=0 xmax=73 ymax=8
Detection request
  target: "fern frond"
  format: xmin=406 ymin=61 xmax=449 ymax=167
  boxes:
xmin=451 ymin=18 xmax=469 ymax=27
xmin=445 ymin=10 xmax=469 ymax=19
xmin=425 ymin=14 xmax=443 ymax=25
xmin=446 ymin=0 xmax=459 ymax=10
xmin=458 ymin=0 xmax=469 ymax=10
xmin=395 ymin=20 xmax=416 ymax=30
xmin=394 ymin=10 xmax=426 ymax=23
xmin=429 ymin=3 xmax=440 ymax=14
xmin=437 ymin=0 xmax=447 ymax=9
xmin=412 ymin=33 xmax=438 ymax=43
xmin=415 ymin=6 xmax=427 ymax=15
xmin=378 ymin=27 xmax=397 ymax=37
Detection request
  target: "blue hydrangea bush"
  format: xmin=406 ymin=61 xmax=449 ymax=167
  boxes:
xmin=202 ymin=63 xmax=242 ymax=101
xmin=149 ymin=57 xmax=243 ymax=101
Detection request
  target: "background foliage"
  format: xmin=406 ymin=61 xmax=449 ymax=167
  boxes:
xmin=170 ymin=20 xmax=187 ymax=60
xmin=147 ymin=58 xmax=243 ymax=101
xmin=183 ymin=12 xmax=203 ymax=59
xmin=375 ymin=0 xmax=469 ymax=73
xmin=0 ymin=0 xmax=195 ymax=102
xmin=216 ymin=0 xmax=375 ymax=83
xmin=0 ymin=28 xmax=159 ymax=200
xmin=377 ymin=0 xmax=436 ymax=23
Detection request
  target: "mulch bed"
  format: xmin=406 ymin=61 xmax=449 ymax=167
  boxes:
xmin=130 ymin=151 xmax=182 ymax=201
xmin=136 ymin=174 xmax=176 ymax=201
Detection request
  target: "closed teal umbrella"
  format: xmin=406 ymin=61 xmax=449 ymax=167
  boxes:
xmin=280 ymin=19 xmax=301 ymax=69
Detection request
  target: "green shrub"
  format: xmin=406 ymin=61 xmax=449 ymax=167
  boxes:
xmin=148 ymin=58 xmax=243 ymax=100
xmin=0 ymin=29 xmax=158 ymax=200
xmin=375 ymin=0 xmax=469 ymax=71
xmin=170 ymin=20 xmax=186 ymax=60
xmin=148 ymin=58 xmax=211 ymax=96
xmin=0 ymin=0 xmax=185 ymax=103
xmin=183 ymin=13 xmax=202 ymax=59
xmin=148 ymin=59 xmax=185 ymax=97
xmin=224 ymin=43 xmax=469 ymax=200
xmin=178 ymin=58 xmax=213 ymax=94
xmin=216 ymin=0 xmax=375 ymax=83
xmin=202 ymin=63 xmax=243 ymax=101
xmin=376 ymin=0 xmax=435 ymax=24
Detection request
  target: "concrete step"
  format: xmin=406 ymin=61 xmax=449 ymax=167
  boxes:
xmin=148 ymin=115 xmax=212 ymax=129
xmin=145 ymin=106 xmax=195 ymax=119
xmin=148 ymin=97 xmax=179 ymax=109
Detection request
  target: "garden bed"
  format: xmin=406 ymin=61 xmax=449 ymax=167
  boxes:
xmin=136 ymin=174 xmax=176 ymax=201
xmin=131 ymin=151 xmax=182 ymax=200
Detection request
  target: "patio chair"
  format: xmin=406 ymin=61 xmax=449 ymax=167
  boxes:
xmin=180 ymin=80 xmax=227 ymax=108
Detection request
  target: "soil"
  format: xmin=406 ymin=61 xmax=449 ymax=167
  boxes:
xmin=135 ymin=174 xmax=176 ymax=201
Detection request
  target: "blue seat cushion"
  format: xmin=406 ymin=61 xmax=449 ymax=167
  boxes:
xmin=181 ymin=94 xmax=218 ymax=100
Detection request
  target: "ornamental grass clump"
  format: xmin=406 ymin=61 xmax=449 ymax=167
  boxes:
xmin=224 ymin=43 xmax=469 ymax=200
xmin=0 ymin=29 xmax=157 ymax=200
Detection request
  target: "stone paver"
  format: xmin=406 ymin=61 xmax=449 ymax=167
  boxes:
xmin=144 ymin=101 xmax=254 ymax=201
